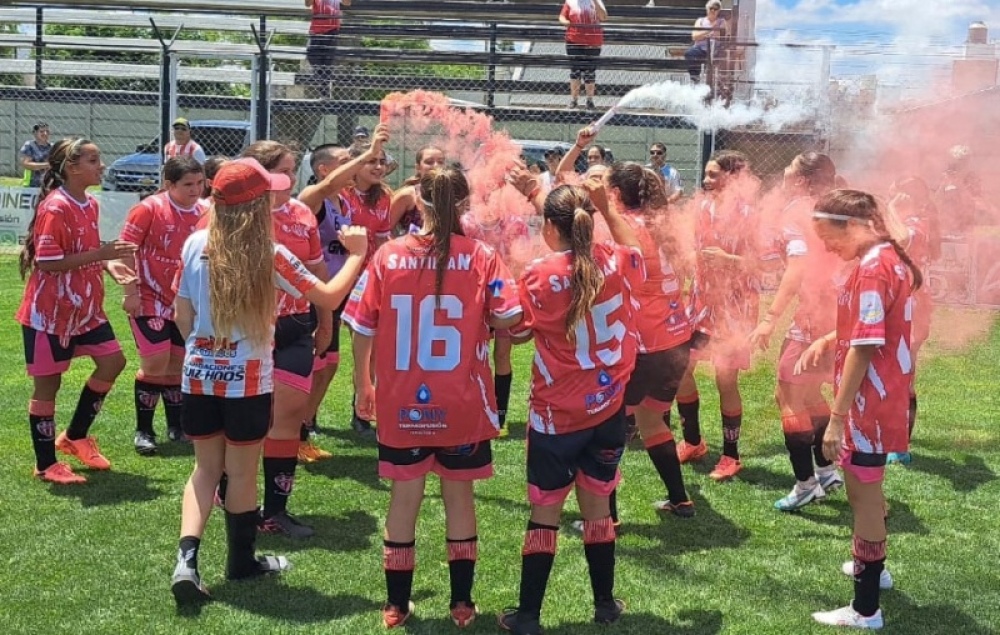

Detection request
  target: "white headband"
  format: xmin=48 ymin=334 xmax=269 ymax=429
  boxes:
xmin=812 ymin=211 xmax=867 ymax=224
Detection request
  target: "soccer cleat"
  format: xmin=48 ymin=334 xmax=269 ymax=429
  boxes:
xmin=171 ymin=561 xmax=211 ymax=605
xmin=497 ymin=425 xmax=510 ymax=439
xmin=841 ymin=561 xmax=894 ymax=590
xmin=259 ymin=511 xmax=316 ymax=539
xmin=709 ymin=455 xmax=743 ymax=481
xmin=887 ymin=452 xmax=911 ymax=466
xmin=134 ymin=430 xmax=157 ymax=456
xmin=654 ymin=499 xmax=695 ymax=518
xmin=167 ymin=426 xmax=191 ymax=444
xmin=498 ymin=608 xmax=543 ymax=635
xmin=570 ymin=518 xmax=622 ymax=534
xmin=450 ymin=601 xmax=479 ymax=628
xmin=774 ymin=481 xmax=825 ymax=512
xmin=382 ymin=600 xmax=415 ymax=629
xmin=812 ymin=605 xmax=884 ymax=630
xmin=55 ymin=432 xmax=111 ymax=470
xmin=34 ymin=461 xmax=87 ymax=484
xmin=351 ymin=415 xmax=377 ymax=439
xmin=594 ymin=598 xmax=626 ymax=625
xmin=297 ymin=440 xmax=332 ymax=463
xmin=586 ymin=98 xmax=596 ymax=110
xmin=817 ymin=468 xmax=845 ymax=493
xmin=676 ymin=440 xmax=707 ymax=464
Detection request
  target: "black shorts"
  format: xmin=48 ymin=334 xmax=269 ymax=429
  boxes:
xmin=565 ymin=43 xmax=601 ymax=82
xmin=181 ymin=392 xmax=272 ymax=444
xmin=624 ymin=342 xmax=692 ymax=409
xmin=378 ymin=440 xmax=493 ymax=482
xmin=22 ymin=322 xmax=122 ymax=377
xmin=526 ymin=405 xmax=626 ymax=505
xmin=306 ymin=31 xmax=339 ymax=69
xmin=322 ymin=308 xmax=344 ymax=357
xmin=274 ymin=312 xmax=317 ymax=391
xmin=130 ymin=316 xmax=185 ymax=358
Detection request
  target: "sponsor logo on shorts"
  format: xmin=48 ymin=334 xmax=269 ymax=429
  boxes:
xmin=147 ymin=318 xmax=165 ymax=332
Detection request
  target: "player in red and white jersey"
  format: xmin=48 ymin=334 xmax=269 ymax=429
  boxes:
xmin=795 ymin=190 xmax=920 ymax=631
xmin=297 ymin=126 xmax=390 ymax=444
xmin=885 ymin=176 xmax=940 ymax=466
xmin=749 ymin=151 xmax=845 ymax=512
xmin=344 ymin=166 xmax=521 ymax=629
xmin=599 ymin=160 xmax=694 ymax=521
xmin=675 ymin=151 xmax=761 ymax=482
xmin=497 ymin=183 xmax=640 ymax=634
xmin=163 ymin=118 xmax=206 ymax=165
xmin=16 ymin=138 xmax=137 ymax=485
xmin=341 ymin=141 xmax=395 ymax=435
xmin=461 ymin=204 xmax=531 ymax=438
xmin=170 ymin=157 xmax=367 ymax=606
xmin=120 ymin=156 xmax=207 ymax=456
xmin=239 ymin=140 xmax=331 ymax=540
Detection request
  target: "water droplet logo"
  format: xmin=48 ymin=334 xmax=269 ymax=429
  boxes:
xmin=488 ymin=279 xmax=504 ymax=298
xmin=598 ymin=370 xmax=612 ymax=386
xmin=416 ymin=384 xmax=432 ymax=404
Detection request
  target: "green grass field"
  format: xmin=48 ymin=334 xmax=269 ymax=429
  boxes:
xmin=1 ymin=255 xmax=997 ymax=635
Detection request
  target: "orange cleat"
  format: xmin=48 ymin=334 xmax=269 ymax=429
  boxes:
xmin=34 ymin=461 xmax=87 ymax=484
xmin=709 ymin=455 xmax=743 ymax=481
xmin=383 ymin=601 xmax=414 ymax=629
xmin=297 ymin=441 xmax=332 ymax=463
xmin=450 ymin=601 xmax=479 ymax=628
xmin=55 ymin=432 xmax=111 ymax=470
xmin=675 ymin=440 xmax=707 ymax=464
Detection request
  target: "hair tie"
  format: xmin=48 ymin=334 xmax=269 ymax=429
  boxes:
xmin=420 ymin=198 xmax=435 ymax=209
xmin=812 ymin=211 xmax=865 ymax=224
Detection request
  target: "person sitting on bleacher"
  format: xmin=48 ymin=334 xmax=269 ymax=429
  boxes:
xmin=306 ymin=0 xmax=351 ymax=80
xmin=684 ymin=0 xmax=727 ymax=84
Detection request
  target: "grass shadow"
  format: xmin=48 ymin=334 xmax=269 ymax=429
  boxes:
xmin=257 ymin=510 xmax=379 ymax=554
xmin=48 ymin=470 xmax=163 ymax=506
xmin=795 ymin=497 xmax=929 ymax=536
xmin=905 ymin=453 xmax=997 ymax=493
xmin=544 ymin=608 xmax=724 ymax=635
xmin=882 ymin=593 xmax=997 ymax=635
xmin=303 ymin=452 xmax=388 ymax=491
xmin=154 ymin=440 xmax=195 ymax=458
xmin=322 ymin=428 xmax=378 ymax=446
xmin=727 ymin=463 xmax=789 ymax=491
xmin=212 ymin=577 xmax=380 ymax=623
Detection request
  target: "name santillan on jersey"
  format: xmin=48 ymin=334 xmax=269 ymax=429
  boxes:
xmin=385 ymin=253 xmax=473 ymax=271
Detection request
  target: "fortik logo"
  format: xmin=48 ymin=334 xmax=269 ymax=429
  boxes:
xmin=398 ymin=383 xmax=447 ymax=428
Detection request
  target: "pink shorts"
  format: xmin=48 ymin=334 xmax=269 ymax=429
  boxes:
xmin=838 ymin=448 xmax=886 ymax=484
xmin=22 ymin=323 xmax=122 ymax=377
xmin=777 ymin=338 xmax=833 ymax=385
xmin=130 ymin=316 xmax=185 ymax=359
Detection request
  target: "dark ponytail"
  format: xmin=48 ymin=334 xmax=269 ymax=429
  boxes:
xmin=543 ymin=185 xmax=604 ymax=340
xmin=19 ymin=138 xmax=88 ymax=279
xmin=418 ymin=167 xmax=469 ymax=305
xmin=606 ymin=161 xmax=668 ymax=213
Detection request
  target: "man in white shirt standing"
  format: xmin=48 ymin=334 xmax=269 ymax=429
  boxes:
xmin=164 ymin=118 xmax=207 ymax=165
xmin=647 ymin=142 xmax=684 ymax=203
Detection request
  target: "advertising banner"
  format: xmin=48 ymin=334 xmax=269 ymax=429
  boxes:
xmin=0 ymin=186 xmax=140 ymax=248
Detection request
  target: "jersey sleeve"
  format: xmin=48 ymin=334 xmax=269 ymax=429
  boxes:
xmin=783 ymin=222 xmax=808 ymax=258
xmin=483 ymin=247 xmax=522 ymax=322
xmin=305 ymin=224 xmax=324 ymax=267
xmin=32 ymin=205 xmax=71 ymax=262
xmin=174 ymin=235 xmax=197 ymax=300
xmin=341 ymin=255 xmax=383 ymax=337
xmin=273 ymin=244 xmax=320 ymax=298
xmin=120 ymin=201 xmax=153 ymax=244
xmin=509 ymin=267 xmax=539 ymax=340
xmin=850 ymin=266 xmax=888 ymax=346
xmin=19 ymin=140 xmax=33 ymax=158
xmin=616 ymin=244 xmax=647 ymax=290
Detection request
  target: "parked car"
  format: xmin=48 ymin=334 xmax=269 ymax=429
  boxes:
xmin=515 ymin=139 xmax=589 ymax=174
xmin=102 ymin=120 xmax=252 ymax=192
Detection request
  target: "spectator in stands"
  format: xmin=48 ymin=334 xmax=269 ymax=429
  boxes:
xmin=647 ymin=142 xmax=684 ymax=203
xmin=164 ymin=118 xmax=207 ymax=165
xmin=351 ymin=126 xmax=398 ymax=177
xmin=20 ymin=122 xmax=52 ymax=188
xmin=684 ymin=0 xmax=728 ymax=84
xmin=560 ymin=0 xmax=608 ymax=110
xmin=305 ymin=0 xmax=350 ymax=80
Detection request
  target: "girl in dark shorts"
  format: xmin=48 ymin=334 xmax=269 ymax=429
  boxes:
xmin=498 ymin=184 xmax=642 ymax=635
xmin=17 ymin=138 xmax=137 ymax=484
xmin=170 ymin=158 xmax=367 ymax=605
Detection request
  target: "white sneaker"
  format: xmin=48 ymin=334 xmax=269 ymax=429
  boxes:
xmin=817 ymin=468 xmax=844 ymax=493
xmin=840 ymin=560 xmax=893 ymax=590
xmin=171 ymin=560 xmax=210 ymax=605
xmin=774 ymin=480 xmax=825 ymax=511
xmin=569 ymin=520 xmax=585 ymax=534
xmin=812 ymin=605 xmax=883 ymax=629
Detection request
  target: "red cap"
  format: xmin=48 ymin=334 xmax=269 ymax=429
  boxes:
xmin=211 ymin=158 xmax=291 ymax=206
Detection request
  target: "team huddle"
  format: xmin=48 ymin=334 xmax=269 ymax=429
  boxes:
xmin=16 ymin=119 xmax=927 ymax=632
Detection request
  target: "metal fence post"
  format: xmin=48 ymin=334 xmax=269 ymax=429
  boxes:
xmin=150 ymin=19 xmax=181 ymax=169
xmin=34 ymin=8 xmax=44 ymax=90
xmin=487 ymin=22 xmax=498 ymax=111
xmin=698 ymin=128 xmax=714 ymax=185
xmin=253 ymin=16 xmax=271 ymax=142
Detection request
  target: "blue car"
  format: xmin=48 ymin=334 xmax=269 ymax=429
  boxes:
xmin=102 ymin=120 xmax=252 ymax=192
